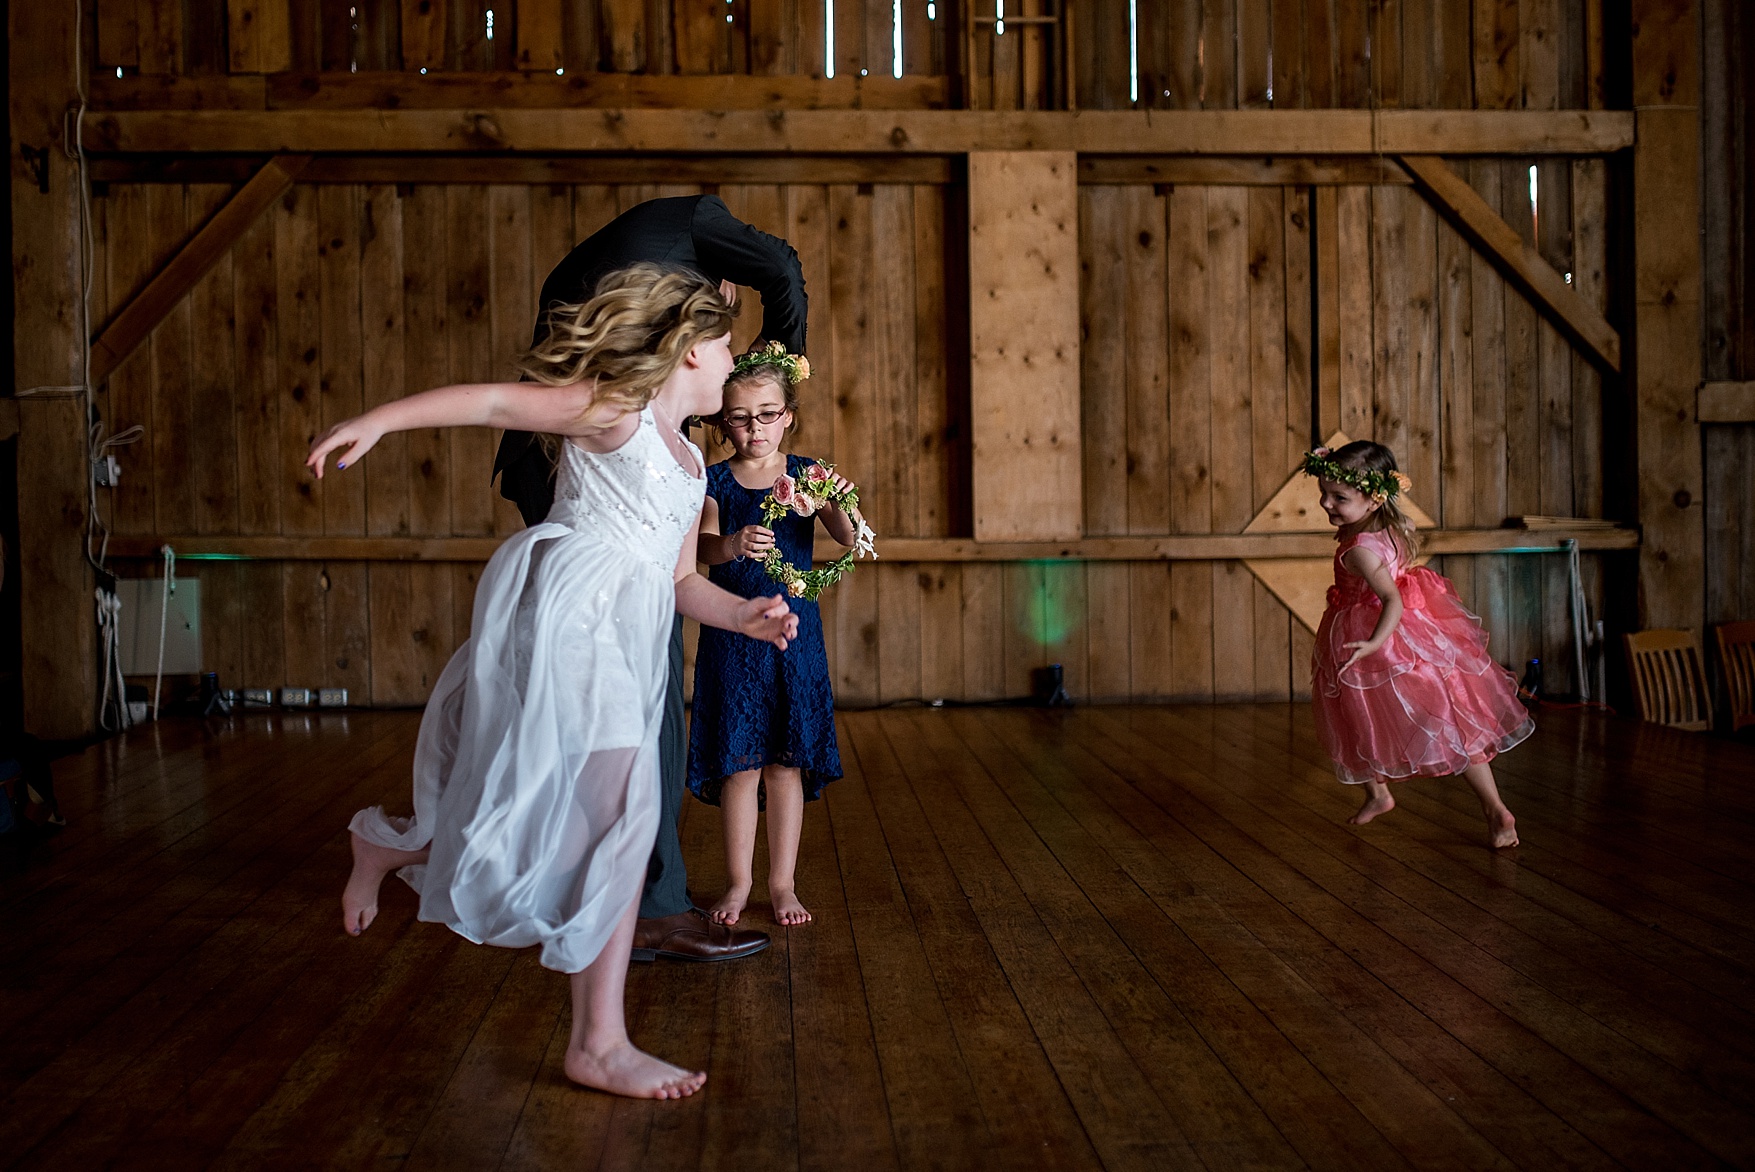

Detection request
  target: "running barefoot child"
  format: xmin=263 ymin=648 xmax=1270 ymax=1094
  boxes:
xmin=687 ymin=347 xmax=863 ymax=927
xmin=309 ymin=265 xmax=800 ymax=1100
xmin=1306 ymin=441 xmax=1530 ymax=849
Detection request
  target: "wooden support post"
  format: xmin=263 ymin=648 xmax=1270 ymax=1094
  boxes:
xmin=89 ymin=154 xmax=310 ymax=387
xmin=1632 ymin=0 xmax=1704 ymax=634
xmin=967 ymin=151 xmax=1081 ymax=540
xmin=10 ymin=0 xmax=98 ymax=739
xmin=1698 ymin=381 xmax=1755 ymax=422
xmin=1399 ymin=154 xmax=1622 ymax=372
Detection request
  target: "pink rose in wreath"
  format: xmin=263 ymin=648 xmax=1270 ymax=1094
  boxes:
xmin=791 ymin=493 xmax=818 ymax=517
xmin=803 ymin=463 xmax=831 ymax=487
xmin=771 ymin=474 xmax=797 ymax=506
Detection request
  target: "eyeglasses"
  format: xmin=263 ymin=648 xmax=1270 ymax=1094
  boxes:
xmin=721 ymin=409 xmax=787 ymax=429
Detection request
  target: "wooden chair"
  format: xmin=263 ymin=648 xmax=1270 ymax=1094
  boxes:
xmin=1714 ymin=621 xmax=1755 ymax=733
xmin=1623 ymin=629 xmax=1711 ymax=731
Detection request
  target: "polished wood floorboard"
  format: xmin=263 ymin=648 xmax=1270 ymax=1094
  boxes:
xmin=4 ymin=705 xmax=1754 ymax=1171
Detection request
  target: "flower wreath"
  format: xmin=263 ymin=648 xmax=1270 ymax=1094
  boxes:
xmin=1300 ymin=447 xmax=1413 ymax=504
xmin=754 ymin=462 xmax=878 ymax=601
xmin=732 ymin=340 xmax=812 ymax=384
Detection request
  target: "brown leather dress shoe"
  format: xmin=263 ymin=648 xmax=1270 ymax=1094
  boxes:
xmin=630 ymin=908 xmax=771 ymax=962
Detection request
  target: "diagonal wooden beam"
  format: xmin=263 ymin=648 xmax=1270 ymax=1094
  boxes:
xmin=89 ymin=154 xmax=310 ymax=386
xmin=1398 ymin=154 xmax=1621 ymax=373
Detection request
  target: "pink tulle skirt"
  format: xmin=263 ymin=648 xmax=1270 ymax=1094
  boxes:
xmin=1312 ymin=566 xmax=1533 ymax=785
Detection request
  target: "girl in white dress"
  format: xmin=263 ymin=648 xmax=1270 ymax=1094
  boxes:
xmin=306 ymin=265 xmax=798 ymax=1100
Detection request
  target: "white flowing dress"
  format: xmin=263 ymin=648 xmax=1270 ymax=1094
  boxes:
xmin=350 ymin=407 xmax=704 ymax=973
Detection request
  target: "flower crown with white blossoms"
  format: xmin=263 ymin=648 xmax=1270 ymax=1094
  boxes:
xmin=755 ymin=462 xmax=877 ymax=601
xmin=1300 ymin=447 xmax=1413 ymax=505
xmin=731 ymin=340 xmax=812 ymax=385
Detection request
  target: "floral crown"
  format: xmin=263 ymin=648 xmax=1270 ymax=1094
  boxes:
xmin=731 ymin=340 xmax=811 ymax=384
xmin=1300 ymin=447 xmax=1412 ymax=504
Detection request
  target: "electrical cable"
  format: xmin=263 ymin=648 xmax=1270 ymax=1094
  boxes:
xmin=152 ymin=545 xmax=175 ymax=720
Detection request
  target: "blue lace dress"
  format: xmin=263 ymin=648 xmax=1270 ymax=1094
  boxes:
xmin=687 ymin=454 xmax=842 ymax=807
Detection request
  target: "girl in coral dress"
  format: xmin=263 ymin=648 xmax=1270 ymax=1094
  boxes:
xmin=1306 ymin=441 xmax=1530 ymax=848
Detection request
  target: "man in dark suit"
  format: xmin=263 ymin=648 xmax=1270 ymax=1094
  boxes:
xmin=496 ymin=194 xmax=806 ymax=963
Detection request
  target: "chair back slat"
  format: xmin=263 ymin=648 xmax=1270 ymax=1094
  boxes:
xmin=1623 ymin=629 xmax=1710 ymax=732
xmin=1714 ymin=621 xmax=1755 ymax=733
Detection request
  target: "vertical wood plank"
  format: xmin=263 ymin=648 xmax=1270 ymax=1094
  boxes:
xmin=1041 ymin=560 xmax=1088 ymax=700
xmin=1406 ymin=189 xmax=1441 ymax=501
xmin=968 ymin=152 xmax=1082 ymax=540
xmin=1283 ymin=185 xmax=1314 ymax=458
xmin=1167 ymin=185 xmax=1211 ymax=536
xmin=918 ymin=563 xmax=963 ymax=700
xmin=1083 ymin=562 xmax=1131 ymax=701
xmin=871 ymin=184 xmax=918 ymax=537
xmin=829 ymin=182 xmax=873 ymax=508
xmin=148 ymin=185 xmax=198 ymax=538
xmin=1370 ymin=185 xmax=1410 ymax=457
xmin=241 ymin=561 xmax=288 ymax=687
xmin=1437 ymin=216 xmax=1476 ymax=527
xmin=324 ymin=562 xmax=373 ymax=697
xmin=516 ymin=0 xmax=566 ymax=70
xmin=913 ymin=185 xmax=952 ymax=538
xmin=490 ymin=184 xmax=535 ymax=536
xmin=447 ymin=185 xmax=497 ymax=537
xmin=1127 ymin=562 xmax=1172 ymax=699
xmin=1238 ymin=0 xmax=1273 ymax=108
xmin=787 ymin=184 xmax=835 ymax=461
xmin=1208 ymin=187 xmax=1252 ymax=700
xmin=189 ymin=185 xmax=239 ymax=536
xmin=876 ymin=563 xmax=923 ymax=703
xmin=229 ymin=0 xmax=294 ymax=71
xmin=1335 ymin=185 xmax=1373 ymax=440
xmin=96 ymin=0 xmax=141 ymax=69
xmin=600 ymin=0 xmax=647 ymax=71
xmin=278 ymin=185 xmax=325 ymax=538
xmin=233 ymin=210 xmax=281 ymax=536
xmin=360 ymin=184 xmax=410 ymax=537
xmin=1125 ymin=185 xmax=1171 ymax=535
xmin=960 ymin=562 xmax=1005 ymax=700
xmin=1315 ymin=186 xmax=1342 ymax=437
xmin=1200 ymin=0 xmax=1237 ymax=107
xmin=402 ymin=185 xmax=452 ymax=537
xmin=1170 ymin=563 xmax=1214 ymax=698
xmin=1472 ymin=0 xmax=1519 ymax=108
xmin=136 ymin=0 xmax=183 ymax=74
xmin=1570 ymin=156 xmax=1606 ymax=519
xmin=105 ymin=185 xmax=155 ymax=535
xmin=318 ymin=185 xmax=367 ymax=536
xmin=401 ymin=0 xmax=449 ymax=70
xmin=1248 ymin=186 xmax=1289 ymax=511
xmin=283 ymin=562 xmax=329 ymax=688
xmin=1079 ymin=185 xmax=1128 ymax=536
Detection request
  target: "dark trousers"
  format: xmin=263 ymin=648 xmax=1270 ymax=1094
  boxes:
xmin=640 ymin=615 xmax=692 ymax=919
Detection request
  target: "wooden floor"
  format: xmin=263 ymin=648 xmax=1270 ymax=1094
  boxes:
xmin=4 ymin=705 xmax=1755 ymax=1171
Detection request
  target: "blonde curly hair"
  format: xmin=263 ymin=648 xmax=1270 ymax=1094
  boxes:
xmin=517 ymin=263 xmax=736 ymax=448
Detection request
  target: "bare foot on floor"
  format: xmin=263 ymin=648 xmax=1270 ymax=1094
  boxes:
xmin=342 ymin=832 xmax=425 ymax=936
xmin=564 ymin=1042 xmax=706 ymax=1099
xmin=709 ymin=884 xmax=751 ymax=926
xmin=771 ymin=887 xmax=812 ymax=926
xmin=1487 ymin=810 xmax=1519 ymax=849
xmin=1348 ymin=789 xmax=1395 ymax=826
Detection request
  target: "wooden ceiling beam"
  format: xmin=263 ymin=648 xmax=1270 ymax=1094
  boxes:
xmin=89 ymin=154 xmax=309 ymax=387
xmin=1399 ymin=154 xmax=1623 ymax=373
xmin=83 ymin=108 xmax=1635 ymax=157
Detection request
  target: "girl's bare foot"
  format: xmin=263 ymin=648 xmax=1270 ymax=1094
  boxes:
xmin=1487 ymin=809 xmax=1519 ymax=849
xmin=709 ymin=884 xmax=751 ymax=926
xmin=1348 ymin=789 xmax=1395 ymax=826
xmin=563 ymin=1041 xmax=706 ymax=1100
xmin=771 ymin=886 xmax=812 ymax=926
xmin=342 ymin=833 xmax=425 ymax=936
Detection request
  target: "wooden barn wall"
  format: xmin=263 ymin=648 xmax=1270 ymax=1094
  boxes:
xmin=96 ymin=178 xmax=962 ymax=706
xmin=1077 ymin=164 xmax=1609 ymax=706
xmin=88 ymin=0 xmax=1602 ymax=114
xmin=1703 ymin=0 xmax=1755 ymax=630
xmin=97 ymin=161 xmax=1612 ymax=707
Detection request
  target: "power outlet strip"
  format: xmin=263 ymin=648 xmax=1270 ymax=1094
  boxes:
xmin=240 ymin=688 xmax=274 ymax=708
xmin=318 ymin=688 xmax=349 ymax=708
xmin=279 ymin=687 xmax=315 ymax=708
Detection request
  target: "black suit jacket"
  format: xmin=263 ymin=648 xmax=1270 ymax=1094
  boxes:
xmin=494 ymin=194 xmax=808 ymax=525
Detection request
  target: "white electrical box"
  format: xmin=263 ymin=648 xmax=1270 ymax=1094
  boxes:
xmin=117 ymin=579 xmax=203 ymax=675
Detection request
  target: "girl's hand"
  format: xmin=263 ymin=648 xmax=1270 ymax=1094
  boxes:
xmin=728 ymin=525 xmax=776 ymax=559
xmin=1339 ymin=639 xmax=1384 ymax=674
xmin=736 ymin=594 xmax=799 ymax=649
xmin=307 ymin=416 xmax=384 ymax=479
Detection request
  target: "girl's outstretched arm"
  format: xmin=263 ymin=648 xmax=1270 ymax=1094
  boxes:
xmin=816 ymin=470 xmax=862 ymax=547
xmin=673 ymin=507 xmax=798 ymax=649
xmin=1338 ymin=543 xmax=1404 ymax=674
xmin=306 ymin=380 xmax=601 ymax=478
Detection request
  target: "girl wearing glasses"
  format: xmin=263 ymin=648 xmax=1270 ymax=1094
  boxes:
xmin=687 ymin=348 xmax=862 ymax=928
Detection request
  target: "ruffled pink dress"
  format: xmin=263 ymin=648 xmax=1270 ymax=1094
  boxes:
xmin=1312 ymin=529 xmax=1533 ymax=785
